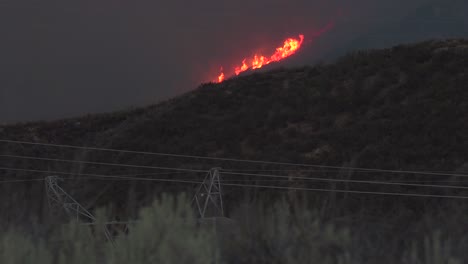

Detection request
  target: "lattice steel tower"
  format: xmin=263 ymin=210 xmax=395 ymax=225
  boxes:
xmin=193 ymin=167 xmax=224 ymax=218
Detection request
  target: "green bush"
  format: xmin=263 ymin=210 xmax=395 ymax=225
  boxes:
xmin=1 ymin=195 xmax=468 ymax=264
xmin=227 ymin=201 xmax=352 ymax=264
xmin=106 ymin=194 xmax=217 ymax=264
xmin=404 ymin=231 xmax=461 ymax=264
xmin=0 ymin=194 xmax=217 ymax=264
xmin=53 ymin=222 xmax=101 ymax=264
xmin=0 ymin=230 xmax=51 ymax=264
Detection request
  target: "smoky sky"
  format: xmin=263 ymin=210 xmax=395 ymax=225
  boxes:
xmin=1 ymin=0 xmax=466 ymax=123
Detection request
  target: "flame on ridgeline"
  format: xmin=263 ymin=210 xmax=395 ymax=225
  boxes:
xmin=217 ymin=67 xmax=225 ymax=83
xmin=214 ymin=34 xmax=304 ymax=83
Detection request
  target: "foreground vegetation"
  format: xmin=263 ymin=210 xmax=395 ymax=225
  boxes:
xmin=0 ymin=194 xmax=466 ymax=264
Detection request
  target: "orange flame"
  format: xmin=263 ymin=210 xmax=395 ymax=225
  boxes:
xmin=216 ymin=34 xmax=304 ymax=83
xmin=216 ymin=67 xmax=225 ymax=83
xmin=235 ymin=59 xmax=248 ymax=75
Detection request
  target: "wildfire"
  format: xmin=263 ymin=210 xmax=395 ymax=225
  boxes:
xmin=217 ymin=67 xmax=225 ymax=83
xmin=214 ymin=34 xmax=304 ymax=83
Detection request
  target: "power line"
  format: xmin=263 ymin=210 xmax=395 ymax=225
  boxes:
xmin=0 ymin=168 xmax=460 ymax=185
xmin=1 ymin=139 xmax=467 ymax=178
xmin=221 ymin=171 xmax=468 ymax=191
xmin=220 ymin=167 xmax=459 ymax=175
xmin=113 ymin=171 xmax=185 ymax=177
xmin=221 ymin=177 xmax=468 ymax=184
xmin=0 ymin=154 xmax=207 ymax=173
xmin=0 ymin=167 xmax=203 ymax=185
xmin=197 ymin=168 xmax=468 ymax=183
xmin=221 ymin=182 xmax=468 ymax=200
xmin=1 ymin=166 xmax=467 ymax=199
xmin=0 ymin=178 xmax=44 ymax=183
xmin=3 ymin=154 xmax=468 ymax=191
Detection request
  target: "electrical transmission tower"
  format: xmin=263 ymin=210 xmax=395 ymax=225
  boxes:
xmin=193 ymin=167 xmax=224 ymax=218
xmin=45 ymin=175 xmax=127 ymax=243
xmin=45 ymin=176 xmax=96 ymax=222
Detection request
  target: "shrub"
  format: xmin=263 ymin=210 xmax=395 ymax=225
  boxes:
xmin=403 ymin=231 xmax=461 ymax=264
xmin=1 ymin=194 xmax=217 ymax=264
xmin=53 ymin=222 xmax=101 ymax=264
xmin=0 ymin=230 xmax=51 ymax=264
xmin=106 ymin=194 xmax=217 ymax=264
xmin=227 ymin=201 xmax=352 ymax=264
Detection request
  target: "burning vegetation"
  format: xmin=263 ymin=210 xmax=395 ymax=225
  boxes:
xmin=215 ymin=34 xmax=305 ymax=83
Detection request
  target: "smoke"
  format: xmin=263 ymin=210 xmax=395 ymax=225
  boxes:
xmin=0 ymin=0 xmax=459 ymax=123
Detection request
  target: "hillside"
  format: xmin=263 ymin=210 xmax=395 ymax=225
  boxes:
xmin=2 ymin=38 xmax=468 ymax=263
xmin=3 ymin=39 xmax=468 ymax=164
xmin=1 ymin=38 xmax=468 ymax=220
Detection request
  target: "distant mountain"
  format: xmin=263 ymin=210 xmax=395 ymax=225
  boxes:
xmin=270 ymin=0 xmax=468 ymax=74
xmin=343 ymin=0 xmax=468 ymax=51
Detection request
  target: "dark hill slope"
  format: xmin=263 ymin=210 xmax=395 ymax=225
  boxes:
xmin=1 ymin=39 xmax=468 ymax=222
xmin=111 ymin=40 xmax=468 ymax=171
xmin=3 ymin=39 xmax=468 ymax=169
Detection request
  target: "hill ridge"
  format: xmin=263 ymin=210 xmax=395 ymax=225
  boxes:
xmin=2 ymin=38 xmax=468 ymax=171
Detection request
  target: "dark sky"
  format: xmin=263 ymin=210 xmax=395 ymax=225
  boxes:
xmin=1 ymin=0 xmax=466 ymax=123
